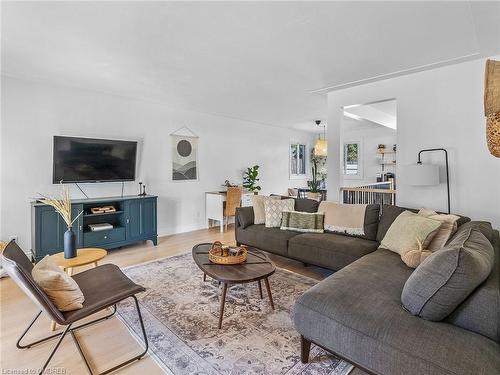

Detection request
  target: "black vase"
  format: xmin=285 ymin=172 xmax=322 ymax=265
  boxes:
xmin=64 ymin=227 xmax=77 ymax=259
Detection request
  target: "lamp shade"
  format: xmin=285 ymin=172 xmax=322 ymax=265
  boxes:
xmin=404 ymin=163 xmax=439 ymax=186
xmin=314 ymin=139 xmax=327 ymax=156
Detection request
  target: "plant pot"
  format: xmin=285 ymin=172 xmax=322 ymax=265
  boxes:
xmin=253 ymin=191 xmax=259 ymax=195
xmin=64 ymin=227 xmax=77 ymax=259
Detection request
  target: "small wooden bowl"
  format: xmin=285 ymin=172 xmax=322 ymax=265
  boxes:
xmin=208 ymin=243 xmax=247 ymax=265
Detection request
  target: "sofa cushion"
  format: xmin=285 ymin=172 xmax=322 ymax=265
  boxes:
xmin=235 ymin=224 xmax=299 ymax=256
xmin=236 ymin=207 xmax=255 ymax=229
xmin=451 ymin=221 xmax=494 ymax=244
xmin=363 ymin=204 xmax=381 ymax=241
xmin=270 ymin=195 xmax=320 ymax=213
xmin=446 ymin=229 xmax=500 ymax=342
xmin=402 ymin=228 xmax=494 ymax=321
xmin=293 ymin=249 xmax=500 ymax=375
xmin=376 ymin=204 xmax=471 ymax=243
xmin=295 ymin=198 xmax=319 ymax=213
xmin=288 ymin=233 xmax=378 ymax=271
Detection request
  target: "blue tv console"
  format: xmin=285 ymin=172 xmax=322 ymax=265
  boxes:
xmin=31 ymin=195 xmax=158 ymax=262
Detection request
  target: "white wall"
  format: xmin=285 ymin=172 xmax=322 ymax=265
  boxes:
xmin=340 ymin=117 xmax=397 ymax=187
xmin=1 ymin=77 xmax=315 ymax=251
xmin=328 ymin=56 xmax=500 ymax=227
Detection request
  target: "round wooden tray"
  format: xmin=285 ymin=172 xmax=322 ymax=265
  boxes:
xmin=208 ymin=243 xmax=247 ymax=265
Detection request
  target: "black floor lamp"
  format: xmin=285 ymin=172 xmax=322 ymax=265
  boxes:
xmin=405 ymin=148 xmax=450 ymax=214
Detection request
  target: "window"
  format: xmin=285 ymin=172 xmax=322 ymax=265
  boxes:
xmin=290 ymin=143 xmax=307 ymax=178
xmin=343 ymin=140 xmax=363 ymax=179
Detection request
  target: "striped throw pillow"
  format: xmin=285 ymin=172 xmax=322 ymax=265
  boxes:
xmin=280 ymin=211 xmax=324 ymax=233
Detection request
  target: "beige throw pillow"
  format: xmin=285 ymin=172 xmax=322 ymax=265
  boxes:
xmin=418 ymin=208 xmax=460 ymax=251
xmin=252 ymin=195 xmax=280 ymax=224
xmin=379 ymin=211 xmax=442 ymax=255
xmin=264 ymin=199 xmax=294 ymax=228
xmin=32 ymin=256 xmax=85 ymax=311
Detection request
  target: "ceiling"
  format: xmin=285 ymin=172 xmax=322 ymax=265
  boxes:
xmin=344 ymin=99 xmax=397 ymax=130
xmin=2 ymin=2 xmax=500 ymax=132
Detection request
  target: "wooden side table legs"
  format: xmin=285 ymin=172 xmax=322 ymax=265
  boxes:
xmin=218 ymin=283 xmax=228 ymax=329
xmin=257 ymin=280 xmax=263 ymax=299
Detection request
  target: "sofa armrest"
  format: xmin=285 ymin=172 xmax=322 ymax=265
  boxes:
xmin=236 ymin=207 xmax=254 ymax=229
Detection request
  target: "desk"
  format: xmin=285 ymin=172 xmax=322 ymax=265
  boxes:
xmin=206 ymin=191 xmax=253 ymax=232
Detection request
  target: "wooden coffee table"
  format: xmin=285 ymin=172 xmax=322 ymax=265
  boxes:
xmin=192 ymin=243 xmax=276 ymax=329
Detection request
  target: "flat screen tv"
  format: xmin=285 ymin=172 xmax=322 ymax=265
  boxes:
xmin=53 ymin=136 xmax=138 ymax=183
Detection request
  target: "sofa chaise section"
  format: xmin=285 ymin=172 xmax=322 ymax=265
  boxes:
xmin=293 ymin=245 xmax=500 ymax=375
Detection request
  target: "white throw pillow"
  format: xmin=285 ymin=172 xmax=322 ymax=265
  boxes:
xmin=264 ymin=199 xmax=295 ymax=228
xmin=252 ymin=195 xmax=280 ymax=224
xmin=32 ymin=256 xmax=85 ymax=311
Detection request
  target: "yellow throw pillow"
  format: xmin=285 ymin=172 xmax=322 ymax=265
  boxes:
xmin=418 ymin=208 xmax=460 ymax=251
xmin=379 ymin=211 xmax=442 ymax=255
xmin=32 ymin=256 xmax=85 ymax=311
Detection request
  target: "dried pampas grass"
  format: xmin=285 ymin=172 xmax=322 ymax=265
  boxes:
xmin=38 ymin=186 xmax=82 ymax=228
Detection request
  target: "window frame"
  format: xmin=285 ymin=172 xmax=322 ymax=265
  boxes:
xmin=342 ymin=138 xmax=363 ymax=180
xmin=289 ymin=141 xmax=309 ymax=180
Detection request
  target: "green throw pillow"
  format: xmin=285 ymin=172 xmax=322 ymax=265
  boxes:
xmin=280 ymin=211 xmax=324 ymax=233
xmin=379 ymin=211 xmax=442 ymax=254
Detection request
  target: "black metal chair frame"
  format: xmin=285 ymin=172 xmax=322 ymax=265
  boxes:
xmin=16 ymin=296 xmax=148 ymax=375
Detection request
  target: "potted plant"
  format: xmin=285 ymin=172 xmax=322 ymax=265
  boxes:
xmin=39 ymin=186 xmax=83 ymax=259
xmin=307 ymin=158 xmax=321 ymax=200
xmin=377 ymin=144 xmax=386 ymax=153
xmin=243 ymin=165 xmax=261 ymax=195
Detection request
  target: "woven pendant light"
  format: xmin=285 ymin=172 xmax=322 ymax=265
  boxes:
xmin=314 ymin=120 xmax=327 ymax=156
xmin=484 ymin=59 xmax=500 ymax=157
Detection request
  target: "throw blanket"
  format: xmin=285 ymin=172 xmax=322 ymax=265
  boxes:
xmin=318 ymin=202 xmax=367 ymax=236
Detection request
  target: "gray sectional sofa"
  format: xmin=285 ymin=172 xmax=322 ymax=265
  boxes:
xmin=235 ymin=201 xmax=500 ymax=375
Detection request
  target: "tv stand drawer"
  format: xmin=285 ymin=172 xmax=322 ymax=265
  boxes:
xmin=84 ymin=227 xmax=125 ymax=247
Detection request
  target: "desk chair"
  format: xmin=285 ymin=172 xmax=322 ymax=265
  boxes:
xmin=224 ymin=187 xmax=242 ymax=231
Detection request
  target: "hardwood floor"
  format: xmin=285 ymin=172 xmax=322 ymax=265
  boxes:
xmin=0 ymin=226 xmax=356 ymax=375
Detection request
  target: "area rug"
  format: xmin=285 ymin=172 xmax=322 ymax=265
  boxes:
xmin=117 ymin=253 xmax=353 ymax=375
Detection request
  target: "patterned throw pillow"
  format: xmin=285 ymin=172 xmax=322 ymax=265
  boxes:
xmin=280 ymin=211 xmax=324 ymax=233
xmin=264 ymin=199 xmax=294 ymax=228
xmin=379 ymin=211 xmax=442 ymax=255
xmin=252 ymin=195 xmax=280 ymax=224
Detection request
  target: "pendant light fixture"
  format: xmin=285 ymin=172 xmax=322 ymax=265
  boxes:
xmin=314 ymin=120 xmax=327 ymax=156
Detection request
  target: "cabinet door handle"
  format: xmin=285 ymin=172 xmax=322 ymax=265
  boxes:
xmin=104 ymin=235 xmax=108 ymax=239
xmin=79 ymin=225 xmax=82 ymax=231
xmin=126 ymin=218 xmax=130 ymax=224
